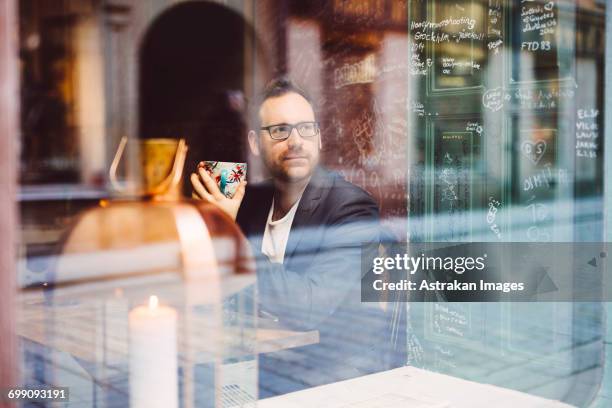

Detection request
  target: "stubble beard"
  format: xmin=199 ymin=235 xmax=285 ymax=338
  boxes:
xmin=265 ymin=154 xmax=316 ymax=187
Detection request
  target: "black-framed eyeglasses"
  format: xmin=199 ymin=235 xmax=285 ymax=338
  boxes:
xmin=260 ymin=121 xmax=320 ymax=140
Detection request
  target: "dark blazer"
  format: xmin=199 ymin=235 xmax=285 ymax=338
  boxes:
xmin=237 ymin=166 xmax=390 ymax=380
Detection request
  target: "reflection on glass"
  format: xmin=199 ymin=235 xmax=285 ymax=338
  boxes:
xmin=14 ymin=0 xmax=608 ymax=406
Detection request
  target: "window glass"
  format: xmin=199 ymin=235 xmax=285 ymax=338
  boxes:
xmin=14 ymin=0 xmax=608 ymax=406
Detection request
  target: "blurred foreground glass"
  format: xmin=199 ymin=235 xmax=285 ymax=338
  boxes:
xmin=19 ymin=189 xmax=258 ymax=406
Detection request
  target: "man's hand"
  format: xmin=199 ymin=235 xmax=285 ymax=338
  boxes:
xmin=190 ymin=164 xmax=246 ymax=221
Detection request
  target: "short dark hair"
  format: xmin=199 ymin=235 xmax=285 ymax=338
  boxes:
xmin=261 ymin=76 xmax=312 ymax=104
xmin=249 ymin=76 xmax=315 ymax=129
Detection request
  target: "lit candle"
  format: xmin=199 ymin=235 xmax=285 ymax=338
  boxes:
xmin=129 ymin=296 xmax=178 ymax=408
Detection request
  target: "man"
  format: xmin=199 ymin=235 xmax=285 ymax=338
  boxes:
xmin=191 ymin=77 xmax=389 ymax=393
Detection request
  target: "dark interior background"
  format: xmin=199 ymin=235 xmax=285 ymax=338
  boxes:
xmin=139 ymin=2 xmax=248 ymax=195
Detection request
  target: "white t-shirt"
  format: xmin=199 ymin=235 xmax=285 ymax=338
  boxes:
xmin=261 ymin=198 xmax=301 ymax=264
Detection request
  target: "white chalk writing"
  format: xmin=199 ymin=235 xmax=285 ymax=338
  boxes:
xmin=521 ymin=140 xmax=547 ymax=165
xmin=334 ymin=54 xmax=377 ymax=89
xmin=576 ymin=108 xmax=599 ymax=159
xmin=523 ymin=165 xmax=569 ymax=191
xmin=486 ymin=197 xmax=502 ymax=239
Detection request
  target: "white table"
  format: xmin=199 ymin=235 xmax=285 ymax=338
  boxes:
xmin=258 ymin=366 xmax=574 ymax=408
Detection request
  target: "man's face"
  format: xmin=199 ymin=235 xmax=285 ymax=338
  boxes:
xmin=252 ymin=92 xmax=320 ymax=183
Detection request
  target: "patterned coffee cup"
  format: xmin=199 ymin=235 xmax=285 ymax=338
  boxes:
xmin=198 ymin=161 xmax=247 ymax=198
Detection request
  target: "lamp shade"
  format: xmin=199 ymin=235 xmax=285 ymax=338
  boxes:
xmin=54 ymin=200 xmax=255 ymax=293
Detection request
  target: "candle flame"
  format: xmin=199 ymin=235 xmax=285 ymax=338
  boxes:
xmin=149 ymin=295 xmax=159 ymax=310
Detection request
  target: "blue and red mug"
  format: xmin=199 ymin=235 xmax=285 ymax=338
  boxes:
xmin=198 ymin=161 xmax=247 ymax=198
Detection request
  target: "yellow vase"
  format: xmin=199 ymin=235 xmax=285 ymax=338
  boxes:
xmin=109 ymin=137 xmax=188 ymax=201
